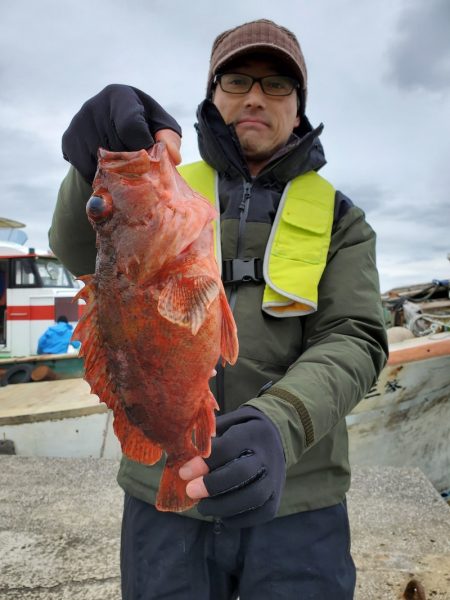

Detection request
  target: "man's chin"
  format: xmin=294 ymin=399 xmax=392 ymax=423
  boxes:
xmin=242 ymin=148 xmax=274 ymax=163
xmin=240 ymin=139 xmax=271 ymax=161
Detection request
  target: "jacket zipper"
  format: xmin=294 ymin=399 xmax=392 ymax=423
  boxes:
xmin=230 ymin=180 xmax=252 ymax=314
xmin=216 ymin=180 xmax=252 ymax=413
xmin=235 ymin=181 xmax=253 ymax=261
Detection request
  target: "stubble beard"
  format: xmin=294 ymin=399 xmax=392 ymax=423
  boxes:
xmin=239 ymin=134 xmax=277 ymax=164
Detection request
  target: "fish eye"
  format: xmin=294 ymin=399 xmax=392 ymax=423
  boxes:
xmin=86 ymin=194 xmax=112 ymax=222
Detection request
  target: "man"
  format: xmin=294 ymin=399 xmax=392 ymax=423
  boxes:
xmin=36 ymin=315 xmax=81 ymax=354
xmin=50 ymin=19 xmax=388 ymax=599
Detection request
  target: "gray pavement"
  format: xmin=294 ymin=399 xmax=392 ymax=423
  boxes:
xmin=0 ymin=457 xmax=449 ymax=599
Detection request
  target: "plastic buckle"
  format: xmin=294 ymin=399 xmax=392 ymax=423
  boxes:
xmin=222 ymin=258 xmax=264 ymax=285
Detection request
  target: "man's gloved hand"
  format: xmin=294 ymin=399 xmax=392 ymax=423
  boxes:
xmin=62 ymin=84 xmax=182 ymax=183
xmin=180 ymin=406 xmax=286 ymax=528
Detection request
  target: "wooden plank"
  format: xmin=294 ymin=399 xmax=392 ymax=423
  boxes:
xmin=0 ymin=353 xmax=77 ymax=365
xmin=0 ymin=379 xmax=106 ymax=425
xmin=388 ymin=335 xmax=450 ymax=366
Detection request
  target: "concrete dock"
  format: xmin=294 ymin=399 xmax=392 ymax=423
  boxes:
xmin=1 ymin=458 xmax=449 ymax=599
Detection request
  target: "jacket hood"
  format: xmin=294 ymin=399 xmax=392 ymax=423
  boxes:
xmin=52 ymin=322 xmax=73 ymax=336
xmin=195 ymin=99 xmax=326 ymax=183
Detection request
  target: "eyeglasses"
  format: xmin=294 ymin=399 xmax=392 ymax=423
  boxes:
xmin=213 ymin=73 xmax=299 ymax=97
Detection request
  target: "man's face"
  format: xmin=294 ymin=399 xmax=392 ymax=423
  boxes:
xmin=212 ymin=57 xmax=300 ymax=174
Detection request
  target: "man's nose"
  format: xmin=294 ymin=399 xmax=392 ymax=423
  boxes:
xmin=244 ymin=81 xmax=266 ymax=105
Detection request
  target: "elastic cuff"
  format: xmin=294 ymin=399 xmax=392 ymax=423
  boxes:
xmin=244 ymin=394 xmax=307 ymax=469
xmin=267 ymin=386 xmax=314 ymax=448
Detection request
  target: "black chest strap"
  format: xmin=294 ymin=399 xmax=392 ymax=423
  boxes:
xmin=222 ymin=258 xmax=264 ymax=285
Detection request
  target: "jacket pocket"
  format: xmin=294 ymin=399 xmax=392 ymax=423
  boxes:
xmin=272 ymin=201 xmax=330 ymax=264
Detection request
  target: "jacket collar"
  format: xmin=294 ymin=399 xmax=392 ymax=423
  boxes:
xmin=195 ymin=99 xmax=326 ymax=184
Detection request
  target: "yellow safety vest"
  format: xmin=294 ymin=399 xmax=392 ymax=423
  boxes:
xmin=178 ymin=161 xmax=335 ymax=317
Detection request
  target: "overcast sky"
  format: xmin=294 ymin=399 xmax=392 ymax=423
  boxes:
xmin=1 ymin=0 xmax=449 ymax=292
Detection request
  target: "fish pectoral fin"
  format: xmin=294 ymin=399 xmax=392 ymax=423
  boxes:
xmin=220 ymin=290 xmax=239 ymax=365
xmin=158 ymin=275 xmax=219 ymax=335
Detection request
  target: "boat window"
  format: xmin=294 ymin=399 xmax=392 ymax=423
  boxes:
xmin=13 ymin=258 xmax=37 ymax=286
xmin=11 ymin=257 xmax=75 ymax=288
xmin=35 ymin=258 xmax=74 ymax=287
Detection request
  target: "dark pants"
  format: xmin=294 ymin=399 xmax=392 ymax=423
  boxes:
xmin=121 ymin=493 xmax=356 ymax=600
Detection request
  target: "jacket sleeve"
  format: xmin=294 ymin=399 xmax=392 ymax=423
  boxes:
xmin=48 ymin=166 xmax=97 ymax=276
xmin=37 ymin=331 xmax=47 ymax=354
xmin=246 ymin=205 xmax=389 ymax=469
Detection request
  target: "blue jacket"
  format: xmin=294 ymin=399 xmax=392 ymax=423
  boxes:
xmin=37 ymin=322 xmax=81 ymax=354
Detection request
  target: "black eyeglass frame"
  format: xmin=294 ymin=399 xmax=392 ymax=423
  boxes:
xmin=213 ymin=73 xmax=300 ymax=97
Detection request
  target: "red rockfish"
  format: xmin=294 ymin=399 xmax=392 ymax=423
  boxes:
xmin=74 ymin=143 xmax=238 ymax=512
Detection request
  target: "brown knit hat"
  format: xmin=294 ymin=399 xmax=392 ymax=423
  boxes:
xmin=207 ymin=19 xmax=307 ymax=112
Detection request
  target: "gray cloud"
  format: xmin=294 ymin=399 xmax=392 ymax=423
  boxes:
xmin=2 ymin=180 xmax=61 ymax=250
xmin=386 ymin=0 xmax=450 ymax=92
xmin=339 ymin=179 xmax=449 ymax=287
xmin=1 ymin=1 xmax=449 ymax=293
xmin=339 ymin=184 xmax=390 ymax=215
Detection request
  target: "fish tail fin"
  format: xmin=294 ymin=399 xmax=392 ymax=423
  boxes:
xmin=219 ymin=289 xmax=239 ymax=366
xmin=194 ymin=391 xmax=219 ymax=457
xmin=156 ymin=460 xmax=197 ymax=513
xmin=113 ymin=403 xmax=163 ymax=465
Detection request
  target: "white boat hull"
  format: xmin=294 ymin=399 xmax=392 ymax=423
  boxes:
xmin=0 ymin=379 xmax=121 ymax=459
xmin=348 ymin=335 xmax=450 ymax=491
xmin=2 ymin=336 xmax=449 ymax=492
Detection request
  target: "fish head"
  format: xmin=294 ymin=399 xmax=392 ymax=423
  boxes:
xmin=87 ymin=144 xmax=211 ymax=283
xmin=86 ymin=147 xmax=170 ymax=281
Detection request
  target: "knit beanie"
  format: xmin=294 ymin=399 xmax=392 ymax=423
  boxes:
xmin=207 ymin=19 xmax=307 ymax=113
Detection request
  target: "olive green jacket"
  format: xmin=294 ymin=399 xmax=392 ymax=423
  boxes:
xmin=49 ymin=101 xmax=388 ymax=518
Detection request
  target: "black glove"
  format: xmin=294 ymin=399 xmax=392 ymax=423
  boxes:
xmin=62 ymin=84 xmax=182 ymax=183
xmin=198 ymin=406 xmax=286 ymax=528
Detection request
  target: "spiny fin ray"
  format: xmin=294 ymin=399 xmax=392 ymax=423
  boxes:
xmin=219 ymin=289 xmax=239 ymax=366
xmin=73 ymin=277 xmax=118 ymax=413
xmin=158 ymin=275 xmax=219 ymax=335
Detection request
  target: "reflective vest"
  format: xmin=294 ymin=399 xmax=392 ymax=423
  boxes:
xmin=178 ymin=161 xmax=335 ymax=317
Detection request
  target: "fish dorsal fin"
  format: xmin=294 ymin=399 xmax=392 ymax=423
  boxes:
xmin=158 ymin=275 xmax=219 ymax=336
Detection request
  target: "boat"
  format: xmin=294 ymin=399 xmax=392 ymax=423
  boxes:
xmin=347 ymin=272 xmax=450 ymax=493
xmin=0 ymin=352 xmax=84 ymax=385
xmin=0 ymin=219 xmax=85 ymax=385
xmin=1 ymin=225 xmax=449 ymax=493
xmin=0 ymin=377 xmax=120 ymax=458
